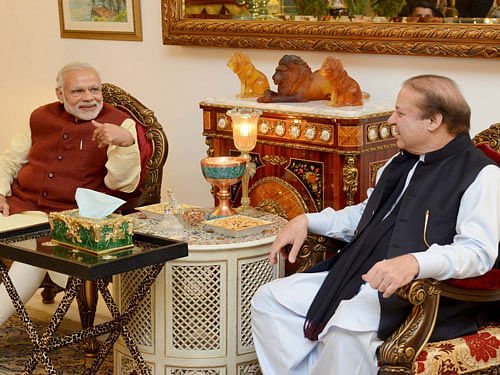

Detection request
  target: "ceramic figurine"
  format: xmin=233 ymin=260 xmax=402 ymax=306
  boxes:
xmin=227 ymin=52 xmax=270 ymax=98
xmin=257 ymin=55 xmax=332 ymax=103
xmin=320 ymin=56 xmax=363 ymax=107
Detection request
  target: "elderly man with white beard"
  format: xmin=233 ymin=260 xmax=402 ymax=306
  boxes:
xmin=0 ymin=62 xmax=141 ymax=325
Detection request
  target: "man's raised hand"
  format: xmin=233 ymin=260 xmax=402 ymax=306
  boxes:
xmin=269 ymin=214 xmax=309 ymax=267
xmin=91 ymin=120 xmax=134 ymax=148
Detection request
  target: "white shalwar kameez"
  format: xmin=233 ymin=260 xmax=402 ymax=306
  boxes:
xmin=251 ymin=155 xmax=499 ymax=375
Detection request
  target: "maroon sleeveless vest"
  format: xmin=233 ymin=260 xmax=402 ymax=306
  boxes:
xmin=8 ymin=102 xmax=132 ymax=214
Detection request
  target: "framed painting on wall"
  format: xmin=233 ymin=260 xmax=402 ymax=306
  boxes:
xmin=58 ymin=0 xmax=142 ymax=41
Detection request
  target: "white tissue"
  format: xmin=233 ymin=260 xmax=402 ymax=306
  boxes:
xmin=75 ymin=188 xmax=126 ymax=219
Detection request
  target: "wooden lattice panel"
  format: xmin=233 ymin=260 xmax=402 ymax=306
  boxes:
xmin=119 ymin=267 xmax=154 ymax=350
xmin=118 ymin=352 xmax=154 ymax=374
xmin=170 ymin=263 xmax=224 ymax=353
xmin=237 ymin=360 xmax=260 ymax=375
xmin=238 ymin=256 xmax=274 ymax=354
xmin=166 ymin=367 xmax=225 ymax=375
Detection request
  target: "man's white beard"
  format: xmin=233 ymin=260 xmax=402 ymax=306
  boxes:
xmin=63 ymin=97 xmax=103 ymax=121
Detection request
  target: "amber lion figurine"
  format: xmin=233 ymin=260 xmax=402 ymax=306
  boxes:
xmin=257 ymin=55 xmax=331 ymax=103
xmin=227 ymin=52 xmax=270 ymax=98
xmin=320 ymin=56 xmax=363 ymax=107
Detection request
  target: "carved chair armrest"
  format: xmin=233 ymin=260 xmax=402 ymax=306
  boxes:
xmin=284 ymin=234 xmax=346 ymax=273
xmin=378 ymin=276 xmax=500 ymax=375
xmin=378 ymin=279 xmax=441 ymax=374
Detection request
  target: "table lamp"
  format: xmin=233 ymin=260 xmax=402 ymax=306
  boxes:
xmin=227 ymin=108 xmax=263 ymax=216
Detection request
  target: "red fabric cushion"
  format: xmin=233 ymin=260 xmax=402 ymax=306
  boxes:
xmin=135 ymin=122 xmax=153 ymax=186
xmin=446 ymin=269 xmax=500 ymax=290
xmin=476 ymin=142 xmax=500 ymax=164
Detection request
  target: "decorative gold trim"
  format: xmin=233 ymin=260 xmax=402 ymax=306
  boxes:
xmin=379 ymin=123 xmax=391 ymax=139
xmin=304 ymin=124 xmax=316 ymax=140
xmin=204 ymin=132 xmax=397 ymax=154
xmin=262 ymin=155 xmax=288 ymax=166
xmin=319 ymin=126 xmax=332 ymax=142
xmin=162 ymin=0 xmax=500 ymax=58
xmin=275 ymin=121 xmax=286 ymax=137
xmin=472 ymin=123 xmax=500 ymax=151
xmin=259 ymin=119 xmax=270 ymax=134
xmin=49 ymin=209 xmax=134 ymax=251
xmin=249 ymin=177 xmax=308 ymax=214
xmin=367 ymin=124 xmax=379 ymax=142
xmin=216 ymin=113 xmax=228 ymax=130
xmin=369 ymin=159 xmax=388 ymax=187
xmin=205 ymin=137 xmax=214 ymax=157
xmin=255 ymin=199 xmax=288 ymax=219
xmin=342 ymin=155 xmax=358 ymax=206
xmin=293 ymin=234 xmax=344 ymax=273
xmin=289 ymin=123 xmax=301 ymax=139
xmin=367 ymin=121 xmax=395 ymax=144
xmin=51 ymin=239 xmax=133 ymax=255
xmin=378 ymin=279 xmax=441 ymax=374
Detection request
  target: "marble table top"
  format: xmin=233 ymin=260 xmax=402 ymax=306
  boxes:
xmin=132 ymin=208 xmax=287 ymax=251
xmin=200 ymin=96 xmax=394 ymax=119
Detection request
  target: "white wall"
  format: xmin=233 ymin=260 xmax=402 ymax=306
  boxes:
xmin=1 ymin=1 xmax=499 ymax=206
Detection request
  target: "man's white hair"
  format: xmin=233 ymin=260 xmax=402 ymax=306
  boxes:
xmin=56 ymin=62 xmax=101 ymax=88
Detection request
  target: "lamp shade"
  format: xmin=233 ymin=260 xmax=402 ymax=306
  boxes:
xmin=227 ymin=108 xmax=262 ymax=152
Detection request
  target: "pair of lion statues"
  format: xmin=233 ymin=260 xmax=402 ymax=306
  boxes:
xmin=227 ymin=52 xmax=364 ymax=107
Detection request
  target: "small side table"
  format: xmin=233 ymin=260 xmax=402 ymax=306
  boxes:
xmin=0 ymin=223 xmax=187 ymax=375
xmin=114 ymin=211 xmax=286 ymax=375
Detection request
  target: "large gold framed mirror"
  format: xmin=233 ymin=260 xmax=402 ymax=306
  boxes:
xmin=162 ymin=0 xmax=500 ymax=57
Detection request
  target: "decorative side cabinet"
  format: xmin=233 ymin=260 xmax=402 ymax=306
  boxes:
xmin=201 ymin=98 xmax=398 ymax=219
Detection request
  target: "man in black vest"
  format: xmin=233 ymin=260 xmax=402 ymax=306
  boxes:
xmin=251 ymin=75 xmax=499 ymax=374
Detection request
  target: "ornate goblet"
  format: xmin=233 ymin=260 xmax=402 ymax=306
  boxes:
xmin=200 ymin=156 xmax=247 ymax=219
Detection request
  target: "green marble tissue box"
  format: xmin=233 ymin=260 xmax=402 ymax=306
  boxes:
xmin=49 ymin=209 xmax=134 ymax=254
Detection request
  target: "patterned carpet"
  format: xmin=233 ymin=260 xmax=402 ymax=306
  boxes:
xmin=0 ymin=314 xmax=113 ymax=374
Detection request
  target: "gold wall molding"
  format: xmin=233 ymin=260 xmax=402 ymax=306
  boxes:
xmin=163 ymin=0 xmax=500 ymax=58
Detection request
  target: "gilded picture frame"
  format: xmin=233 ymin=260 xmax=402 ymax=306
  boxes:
xmin=58 ymin=0 xmax=142 ymax=41
xmin=162 ymin=0 xmax=500 ymax=58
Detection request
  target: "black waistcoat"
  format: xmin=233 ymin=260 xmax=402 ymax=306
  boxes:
xmin=378 ymin=133 xmax=495 ymax=341
xmin=308 ymin=133 xmax=496 ymax=341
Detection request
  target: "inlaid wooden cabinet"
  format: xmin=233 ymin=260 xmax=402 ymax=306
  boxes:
xmin=201 ymin=98 xmax=398 ymax=220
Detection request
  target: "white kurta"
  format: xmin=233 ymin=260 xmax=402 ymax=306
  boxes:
xmin=252 ymin=154 xmax=499 ymax=375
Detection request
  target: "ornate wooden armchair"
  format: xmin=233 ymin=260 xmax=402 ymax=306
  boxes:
xmin=294 ymin=124 xmax=500 ymax=374
xmin=40 ymin=83 xmax=168 ymax=355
